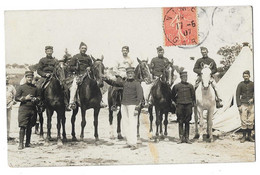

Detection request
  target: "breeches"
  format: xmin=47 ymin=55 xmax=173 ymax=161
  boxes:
xmin=18 ymin=106 xmax=37 ymax=128
xmin=176 ymin=103 xmax=193 ymax=123
xmin=240 ymin=104 xmax=254 ymax=129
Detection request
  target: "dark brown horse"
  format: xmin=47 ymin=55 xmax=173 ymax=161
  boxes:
xmin=70 ymin=56 xmax=104 ymax=142
xmin=40 ymin=62 xmax=67 ymax=145
xmin=149 ymin=63 xmax=175 ymax=142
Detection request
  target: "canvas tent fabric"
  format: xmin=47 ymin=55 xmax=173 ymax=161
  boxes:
xmin=212 ymin=46 xmax=254 ymax=132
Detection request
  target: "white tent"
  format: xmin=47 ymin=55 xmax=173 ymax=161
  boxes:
xmin=212 ymin=46 xmax=254 ymax=132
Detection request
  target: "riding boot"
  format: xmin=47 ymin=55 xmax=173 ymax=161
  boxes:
xmin=64 ymin=90 xmax=71 ymax=111
xmin=240 ymin=130 xmax=246 ymax=143
xmin=18 ymin=127 xmax=25 ymax=150
xmin=100 ymin=100 xmax=107 ymax=108
xmin=177 ymin=123 xmax=184 ymax=144
xmin=247 ymin=129 xmax=255 ymax=142
xmin=25 ymin=127 xmax=32 ymax=147
xmin=211 ymin=84 xmax=223 ymax=108
xmin=184 ymin=123 xmax=192 ymax=144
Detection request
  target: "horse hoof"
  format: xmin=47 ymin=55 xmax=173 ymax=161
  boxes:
xmin=193 ymin=134 xmax=200 ymax=139
xmin=117 ymin=135 xmax=123 ymax=140
xmin=137 ymin=139 xmax=142 ymax=144
xmin=72 ymin=137 xmax=78 ymax=142
xmin=63 ymin=137 xmax=68 ymax=142
xmin=80 ymin=137 xmax=84 ymax=142
xmin=39 ymin=135 xmax=44 ymax=140
xmin=164 ymin=137 xmax=169 ymax=142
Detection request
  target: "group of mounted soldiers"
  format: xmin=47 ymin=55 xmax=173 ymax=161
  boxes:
xmin=6 ymin=42 xmax=254 ymax=150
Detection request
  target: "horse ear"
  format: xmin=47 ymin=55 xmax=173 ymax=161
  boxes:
xmin=146 ymin=58 xmax=149 ymax=63
xmin=91 ymin=55 xmax=96 ymax=62
xmin=200 ymin=62 xmax=205 ymax=68
xmin=209 ymin=62 xmax=213 ymax=69
xmin=101 ymin=55 xmax=104 ymax=62
xmin=171 ymin=59 xmax=174 ymax=64
xmin=137 ymin=57 xmax=141 ymax=63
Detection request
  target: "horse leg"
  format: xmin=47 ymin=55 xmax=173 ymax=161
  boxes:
xmin=71 ymin=106 xmax=79 ymax=141
xmin=207 ymin=109 xmax=214 ymax=142
xmin=117 ymin=110 xmax=123 ymax=139
xmin=198 ymin=109 xmax=205 ymax=141
xmin=93 ymin=108 xmax=100 ymax=142
xmin=155 ymin=107 xmax=160 ymax=142
xmin=80 ymin=109 xmax=86 ymax=141
xmin=39 ymin=112 xmax=44 ymax=139
xmin=61 ymin=110 xmax=67 ymax=142
xmin=108 ymin=108 xmax=115 ymax=139
xmin=46 ymin=109 xmax=54 ymax=142
xmin=164 ymin=112 xmax=169 ymax=141
xmin=56 ymin=111 xmax=63 ymax=146
xmin=193 ymin=105 xmax=200 ymax=139
xmin=159 ymin=112 xmax=164 ymax=140
xmin=148 ymin=104 xmax=153 ymax=133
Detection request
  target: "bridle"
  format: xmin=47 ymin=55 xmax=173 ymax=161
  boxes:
xmin=137 ymin=61 xmax=151 ymax=84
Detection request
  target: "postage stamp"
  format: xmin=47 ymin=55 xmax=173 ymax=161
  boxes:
xmin=163 ymin=7 xmax=199 ymax=46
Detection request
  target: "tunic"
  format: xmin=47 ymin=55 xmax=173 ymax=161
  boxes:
xmin=37 ymin=56 xmax=59 ymax=78
xmin=15 ymin=83 xmax=39 ymax=128
xmin=193 ymin=57 xmax=217 ymax=75
xmin=236 ymin=80 xmax=254 ymax=107
xmin=69 ymin=53 xmax=93 ymax=75
xmin=114 ymin=56 xmax=134 ymax=78
xmin=172 ymin=82 xmax=195 ymax=123
xmin=104 ymin=79 xmax=143 ymax=105
xmin=150 ymin=56 xmax=170 ymax=76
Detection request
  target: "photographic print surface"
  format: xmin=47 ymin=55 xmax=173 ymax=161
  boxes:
xmin=5 ymin=6 xmax=255 ymax=167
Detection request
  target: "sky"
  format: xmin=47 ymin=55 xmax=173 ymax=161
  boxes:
xmin=5 ymin=6 xmax=253 ymax=71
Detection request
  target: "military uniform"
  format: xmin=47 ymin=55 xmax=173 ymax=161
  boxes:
xmin=104 ymin=67 xmax=143 ymax=149
xmin=172 ymin=72 xmax=195 ymax=144
xmin=150 ymin=56 xmax=170 ymax=77
xmin=193 ymin=47 xmax=223 ymax=108
xmin=69 ymin=53 xmax=93 ymax=75
xmin=37 ymin=56 xmax=59 ymax=78
xmin=236 ymin=71 xmax=254 ymax=143
xmin=15 ymin=71 xmax=40 ymax=149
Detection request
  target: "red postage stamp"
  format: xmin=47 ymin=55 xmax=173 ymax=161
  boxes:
xmin=163 ymin=7 xmax=198 ymax=46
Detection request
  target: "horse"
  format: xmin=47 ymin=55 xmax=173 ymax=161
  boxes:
xmin=193 ymin=62 xmax=216 ymax=142
xmin=148 ymin=62 xmax=175 ymax=142
xmin=70 ymin=56 xmax=104 ymax=142
xmin=42 ymin=62 xmax=67 ymax=145
xmin=107 ymin=58 xmax=152 ymax=140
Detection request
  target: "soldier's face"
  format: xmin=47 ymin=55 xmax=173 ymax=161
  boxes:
xmin=201 ymin=49 xmax=208 ymax=57
xmin=243 ymin=73 xmax=250 ymax=82
xmin=122 ymin=48 xmax=129 ymax=57
xmin=26 ymin=75 xmax=34 ymax=84
xmin=157 ymin=50 xmax=164 ymax=57
xmin=80 ymin=46 xmax=87 ymax=54
xmin=180 ymin=75 xmax=187 ymax=83
xmin=127 ymin=71 xmax=135 ymax=79
xmin=45 ymin=49 xmax=53 ymax=57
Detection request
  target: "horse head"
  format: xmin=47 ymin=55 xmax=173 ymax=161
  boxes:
xmin=166 ymin=59 xmax=175 ymax=86
xmin=53 ymin=61 xmax=66 ymax=83
xmin=91 ymin=55 xmax=105 ymax=87
xmin=200 ymin=62 xmax=213 ymax=90
xmin=136 ymin=57 xmax=152 ymax=84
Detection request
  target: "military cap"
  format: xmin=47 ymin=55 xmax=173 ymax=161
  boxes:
xmin=122 ymin=46 xmax=129 ymax=51
xmin=45 ymin=46 xmax=53 ymax=50
xmin=243 ymin=70 xmax=250 ymax=76
xmin=157 ymin=46 xmax=164 ymax=51
xmin=126 ymin=67 xmax=135 ymax=73
xmin=180 ymin=71 xmax=188 ymax=77
xmin=79 ymin=42 xmax=87 ymax=49
xmin=24 ymin=71 xmax=34 ymax=77
xmin=200 ymin=46 xmax=208 ymax=52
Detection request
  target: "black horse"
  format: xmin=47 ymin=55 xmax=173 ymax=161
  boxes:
xmin=148 ymin=63 xmax=175 ymax=142
xmin=39 ymin=62 xmax=67 ymax=145
xmin=70 ymin=56 xmax=104 ymax=142
xmin=107 ymin=58 xmax=152 ymax=140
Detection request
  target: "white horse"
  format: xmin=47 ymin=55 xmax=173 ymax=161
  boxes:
xmin=194 ymin=62 xmax=216 ymax=142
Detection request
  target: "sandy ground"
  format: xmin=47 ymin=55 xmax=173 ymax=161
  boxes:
xmin=7 ymin=105 xmax=255 ymax=167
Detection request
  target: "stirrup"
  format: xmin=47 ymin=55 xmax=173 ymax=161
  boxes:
xmin=216 ymin=100 xmax=223 ymax=108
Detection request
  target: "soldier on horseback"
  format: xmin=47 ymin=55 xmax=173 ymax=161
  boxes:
xmin=67 ymin=42 xmax=106 ymax=110
xmin=193 ymin=47 xmax=223 ymax=108
xmin=37 ymin=46 xmax=71 ymax=111
xmin=110 ymin=46 xmax=135 ymax=111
